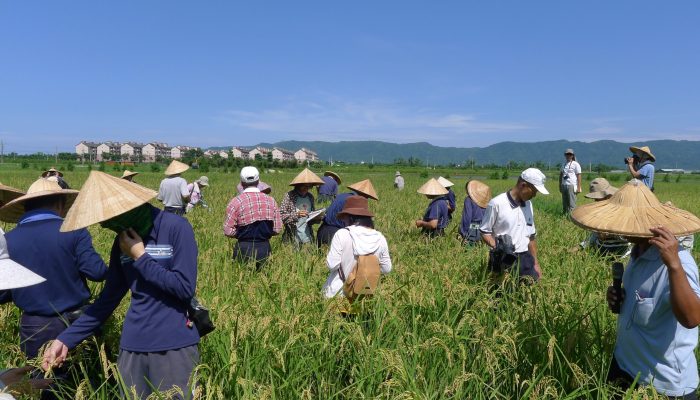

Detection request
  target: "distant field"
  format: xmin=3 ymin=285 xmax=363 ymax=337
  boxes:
xmin=1 ymin=165 xmax=698 ymax=399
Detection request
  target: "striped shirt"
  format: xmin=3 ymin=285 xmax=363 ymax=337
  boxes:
xmin=223 ymin=189 xmax=282 ymax=238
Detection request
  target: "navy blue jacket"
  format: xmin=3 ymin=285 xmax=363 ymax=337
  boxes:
xmin=322 ymin=192 xmax=354 ymax=228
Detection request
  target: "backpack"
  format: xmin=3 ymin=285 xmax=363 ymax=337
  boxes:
xmin=340 ymin=229 xmax=381 ymax=301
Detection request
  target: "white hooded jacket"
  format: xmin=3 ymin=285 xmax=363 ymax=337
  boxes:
xmin=323 ymin=225 xmax=392 ymax=298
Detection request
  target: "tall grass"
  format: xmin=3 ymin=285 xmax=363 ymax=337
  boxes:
xmin=1 ymin=167 xmax=698 ymax=399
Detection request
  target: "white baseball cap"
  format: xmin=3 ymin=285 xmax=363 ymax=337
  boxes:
xmin=520 ymin=168 xmax=549 ymax=195
xmin=240 ymin=166 xmax=260 ymax=184
xmin=0 ymin=232 xmax=45 ymax=290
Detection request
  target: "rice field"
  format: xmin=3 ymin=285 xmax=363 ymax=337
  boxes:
xmin=1 ymin=165 xmax=699 ymax=399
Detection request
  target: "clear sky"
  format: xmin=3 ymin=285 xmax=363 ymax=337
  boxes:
xmin=1 ymin=1 xmax=699 ymax=153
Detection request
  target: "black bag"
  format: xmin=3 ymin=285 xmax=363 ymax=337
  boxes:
xmin=488 ymin=234 xmax=517 ymax=273
xmin=187 ymin=297 xmax=215 ymax=337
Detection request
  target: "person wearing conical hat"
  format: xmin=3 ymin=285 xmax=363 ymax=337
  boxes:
xmin=480 ymin=168 xmax=549 ymax=283
xmin=571 ymin=180 xmax=700 ymax=397
xmin=559 ymin=148 xmax=582 ymax=216
xmin=323 ymin=196 xmax=392 ymax=299
xmin=578 ymin=178 xmax=630 ymax=257
xmin=157 ymin=160 xmax=190 ymax=215
xmin=415 ymin=178 xmax=450 ymax=237
xmin=280 ymin=168 xmax=324 ymax=245
xmin=317 ymin=171 xmax=341 ymax=205
xmin=185 ymin=176 xmax=210 ymax=213
xmin=224 ymin=167 xmax=282 ymax=269
xmin=0 ymin=182 xmax=24 ymax=209
xmin=458 ymin=180 xmax=491 ymax=245
xmin=437 ymin=177 xmax=456 ymax=220
xmin=121 ymin=169 xmax=139 ymax=182
xmin=41 ymin=167 xmax=70 ymax=189
xmin=42 ymin=171 xmax=200 ymax=399
xmin=626 ymin=145 xmax=655 ymax=191
xmin=394 ymin=171 xmax=404 ymax=190
xmin=316 ymin=179 xmax=379 ymax=247
xmin=0 ymin=179 xmax=107 ymax=365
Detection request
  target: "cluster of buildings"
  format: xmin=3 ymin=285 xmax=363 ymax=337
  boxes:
xmin=75 ymin=141 xmax=319 ymax=163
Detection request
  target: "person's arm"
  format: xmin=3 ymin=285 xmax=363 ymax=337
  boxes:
xmin=378 ymin=236 xmax=392 ymax=274
xmin=627 ymin=158 xmax=642 ymax=178
xmin=157 ymin=181 xmax=164 ymax=202
xmin=271 ymin=199 xmax=283 ymax=235
xmin=415 ymin=219 xmax=438 ymax=229
xmin=280 ymin=193 xmax=299 ymax=225
xmin=326 ymin=230 xmax=345 ymax=272
xmin=180 ymin=180 xmax=191 ymax=202
xmin=528 ymin=236 xmax=542 ymax=278
xmin=479 ymin=203 xmax=496 ymax=248
xmin=222 ymin=198 xmax=240 ymax=238
xmin=74 ymin=229 xmax=108 ymax=281
xmin=650 ymin=226 xmax=700 ymax=328
xmin=415 ymin=202 xmax=439 ymax=229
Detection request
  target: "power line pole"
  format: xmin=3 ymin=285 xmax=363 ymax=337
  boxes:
xmin=0 ymin=140 xmax=4 ymax=164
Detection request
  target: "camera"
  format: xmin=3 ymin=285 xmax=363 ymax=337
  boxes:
xmin=624 ymin=155 xmax=639 ymax=165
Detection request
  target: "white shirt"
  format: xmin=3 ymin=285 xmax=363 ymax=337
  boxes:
xmin=157 ymin=176 xmax=189 ymax=207
xmin=323 ymin=225 xmax=392 ymax=298
xmin=561 ymin=161 xmax=581 ymax=186
xmin=479 ymin=191 xmax=536 ymax=253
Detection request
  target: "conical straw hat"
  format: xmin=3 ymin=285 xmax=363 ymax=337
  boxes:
xmin=437 ymin=177 xmax=454 ymax=188
xmin=629 ymin=145 xmax=655 ymax=162
xmin=417 ymin=178 xmax=448 ymax=196
xmin=164 ymin=160 xmax=189 ymax=176
xmin=0 ymin=181 xmax=25 ymax=206
xmin=121 ymin=170 xmax=139 ymax=179
xmin=60 ymin=171 xmax=157 ymax=232
xmin=571 ymin=179 xmax=700 ymax=238
xmin=347 ymin=179 xmax=379 ymax=200
xmin=0 ymin=179 xmax=79 ymax=223
xmin=41 ymin=167 xmax=63 ymax=178
xmin=289 ymin=168 xmax=324 ymax=186
xmin=324 ymin=171 xmax=342 ymax=184
xmin=467 ymin=180 xmax=492 ymax=208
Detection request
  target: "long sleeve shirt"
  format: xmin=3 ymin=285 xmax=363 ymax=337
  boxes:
xmin=57 ymin=206 xmax=200 ymax=352
xmin=223 ymin=188 xmax=282 ymax=239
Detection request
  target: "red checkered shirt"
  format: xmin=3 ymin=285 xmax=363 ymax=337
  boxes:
xmin=223 ymin=191 xmax=282 ymax=237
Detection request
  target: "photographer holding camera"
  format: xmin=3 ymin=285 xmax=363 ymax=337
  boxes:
xmin=480 ymin=168 xmax=549 ymax=285
xmin=626 ymin=145 xmax=655 ymax=191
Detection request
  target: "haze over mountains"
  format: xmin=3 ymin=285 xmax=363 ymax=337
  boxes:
xmin=215 ymin=140 xmax=700 ymax=170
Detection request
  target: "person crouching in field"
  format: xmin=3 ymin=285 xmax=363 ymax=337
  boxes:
xmin=280 ymin=168 xmax=324 ymax=246
xmin=323 ymin=196 xmax=392 ymax=299
xmin=317 ymin=171 xmax=341 ymax=205
xmin=458 ymin=180 xmax=491 ymax=245
xmin=41 ymin=167 xmax=70 ymax=189
xmin=316 ymin=179 xmax=379 ymax=247
xmin=223 ymin=167 xmax=282 ymax=269
xmin=437 ymin=177 xmax=456 ymax=222
xmin=571 ymin=179 xmax=700 ymax=398
xmin=121 ymin=170 xmax=139 ymax=182
xmin=415 ymin=178 xmax=449 ymax=237
xmin=42 ymin=172 xmax=200 ymax=400
xmin=186 ymin=176 xmax=210 ymax=213
xmin=480 ymin=168 xmax=548 ymax=284
xmin=578 ymin=178 xmax=630 ymax=257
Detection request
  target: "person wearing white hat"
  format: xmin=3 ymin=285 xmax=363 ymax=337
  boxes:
xmin=223 ymin=167 xmax=282 ymax=269
xmin=185 ymin=176 xmax=210 ymax=213
xmin=559 ymin=149 xmax=582 ymax=216
xmin=626 ymin=145 xmax=655 ymax=191
xmin=157 ymin=160 xmax=190 ymax=215
xmin=480 ymin=168 xmax=549 ymax=283
xmin=394 ymin=171 xmax=404 ymax=190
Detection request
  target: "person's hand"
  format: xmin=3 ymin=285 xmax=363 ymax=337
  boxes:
xmin=415 ymin=220 xmax=422 ymax=228
xmin=42 ymin=340 xmax=69 ymax=371
xmin=626 ymin=157 xmax=635 ymax=166
xmin=297 ymin=210 xmax=308 ymax=218
xmin=649 ymin=226 xmax=681 ymax=271
xmin=534 ymin=262 xmax=542 ymax=278
xmin=119 ymin=228 xmax=146 ymax=260
xmin=607 ymin=286 xmax=626 ymax=312
xmin=0 ymin=366 xmax=53 ymax=394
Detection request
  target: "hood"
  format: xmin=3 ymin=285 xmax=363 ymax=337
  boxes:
xmin=347 ymin=225 xmax=383 ymax=256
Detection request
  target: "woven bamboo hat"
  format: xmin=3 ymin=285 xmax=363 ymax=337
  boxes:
xmin=417 ymin=178 xmax=448 ymax=196
xmin=60 ymin=171 xmax=158 ymax=232
xmin=467 ymin=180 xmax=492 ymax=208
xmin=437 ymin=177 xmax=455 ymax=188
xmin=629 ymin=145 xmax=655 ymax=162
xmin=584 ymin=178 xmax=618 ymax=200
xmin=571 ymin=179 xmax=700 ymax=238
xmin=41 ymin=167 xmax=63 ymax=178
xmin=0 ymin=179 xmax=79 ymax=223
xmin=347 ymin=179 xmax=379 ymax=200
xmin=337 ymin=196 xmax=374 ymax=218
xmin=0 ymin=233 xmax=45 ymax=290
xmin=121 ymin=170 xmax=139 ymax=179
xmin=0 ymin=181 xmax=25 ymax=206
xmin=289 ymin=168 xmax=324 ymax=186
xmin=324 ymin=171 xmax=341 ymax=184
xmin=164 ymin=160 xmax=189 ymax=176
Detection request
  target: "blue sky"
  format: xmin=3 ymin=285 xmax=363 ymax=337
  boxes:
xmin=1 ymin=1 xmax=699 ymax=153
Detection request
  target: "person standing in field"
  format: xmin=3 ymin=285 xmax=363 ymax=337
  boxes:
xmin=42 ymin=171 xmax=200 ymax=400
xmin=437 ymin=177 xmax=456 ymax=221
xmin=0 ymin=179 xmax=107 ymax=363
xmin=186 ymin=176 xmax=210 ymax=213
xmin=323 ymin=196 xmax=392 ymax=299
xmin=41 ymin=167 xmax=70 ymax=189
xmin=223 ymin=166 xmax=282 ymax=269
xmin=480 ymin=168 xmax=549 ymax=283
xmin=458 ymin=180 xmax=491 ymax=245
xmin=415 ymin=178 xmax=449 ymax=237
xmin=157 ymin=160 xmax=190 ymax=215
xmin=316 ymin=179 xmax=379 ymax=247
xmin=394 ymin=171 xmax=405 ymax=190
xmin=559 ymin=148 xmax=582 ymax=216
xmin=280 ymin=168 xmax=324 ymax=245
xmin=626 ymin=145 xmax=655 ymax=191
xmin=578 ymin=178 xmax=630 ymax=257
xmin=121 ymin=170 xmax=139 ymax=182
xmin=317 ymin=171 xmax=341 ymax=205
xmin=571 ymin=179 xmax=700 ymax=398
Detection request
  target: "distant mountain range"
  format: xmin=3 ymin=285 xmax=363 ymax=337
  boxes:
xmin=211 ymin=139 xmax=700 ymax=170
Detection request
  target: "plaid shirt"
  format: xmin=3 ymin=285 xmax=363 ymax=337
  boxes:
xmin=223 ymin=191 xmax=282 ymax=238
xmin=279 ymin=189 xmax=316 ymax=242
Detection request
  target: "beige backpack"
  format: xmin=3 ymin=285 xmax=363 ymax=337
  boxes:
xmin=340 ymin=230 xmax=381 ymax=301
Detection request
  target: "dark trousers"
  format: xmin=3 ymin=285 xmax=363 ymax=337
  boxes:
xmin=488 ymin=251 xmax=539 ymax=285
xmin=117 ymin=345 xmax=199 ymax=400
xmin=233 ymin=240 xmax=271 ymax=269
xmin=607 ymin=356 xmax=697 ymax=399
xmin=164 ymin=206 xmax=185 ymax=216
xmin=316 ymin=223 xmax=340 ymax=247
